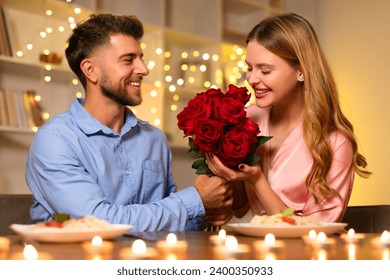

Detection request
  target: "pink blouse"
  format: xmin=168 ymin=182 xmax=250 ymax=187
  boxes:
xmin=246 ymin=106 xmax=354 ymax=222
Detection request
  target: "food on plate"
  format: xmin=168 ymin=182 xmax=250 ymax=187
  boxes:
xmin=38 ymin=214 xmax=111 ymax=229
xmin=251 ymin=208 xmax=320 ymax=226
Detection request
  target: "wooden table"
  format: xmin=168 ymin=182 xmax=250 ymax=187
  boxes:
xmin=1 ymin=231 xmax=388 ymax=260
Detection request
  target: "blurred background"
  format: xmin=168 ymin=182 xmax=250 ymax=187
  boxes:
xmin=0 ymin=0 xmax=389 ymax=207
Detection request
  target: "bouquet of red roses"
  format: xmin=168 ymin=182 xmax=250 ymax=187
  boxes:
xmin=177 ymin=84 xmax=271 ymax=175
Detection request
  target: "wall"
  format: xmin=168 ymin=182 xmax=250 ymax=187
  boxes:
xmin=316 ymin=0 xmax=390 ymax=205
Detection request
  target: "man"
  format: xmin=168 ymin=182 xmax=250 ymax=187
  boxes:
xmin=25 ymin=14 xmax=232 ymax=231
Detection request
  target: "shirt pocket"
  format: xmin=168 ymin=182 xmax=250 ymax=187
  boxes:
xmin=142 ymin=160 xmax=165 ymax=199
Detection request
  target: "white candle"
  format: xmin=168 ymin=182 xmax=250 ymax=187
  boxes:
xmin=119 ymin=239 xmax=157 ymax=260
xmin=254 ymin=233 xmax=285 ymax=259
xmin=371 ymin=230 xmax=390 ymax=248
xmin=209 ymin=229 xmax=230 ymax=245
xmin=82 ymin=235 xmax=113 ymax=260
xmin=214 ymin=236 xmax=250 ymax=260
xmin=340 ymin=228 xmax=365 ymax=244
xmin=156 ymin=233 xmax=188 ymax=259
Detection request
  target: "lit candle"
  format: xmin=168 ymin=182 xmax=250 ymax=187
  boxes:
xmin=209 ymin=229 xmax=229 ymax=246
xmin=311 ymin=232 xmax=335 ymax=249
xmin=119 ymin=239 xmax=157 ymax=260
xmin=82 ymin=235 xmax=113 ymax=260
xmin=347 ymin=243 xmax=356 ymax=260
xmin=213 ymin=236 xmax=250 ymax=260
xmin=254 ymin=233 xmax=285 ymax=260
xmin=340 ymin=228 xmax=365 ymax=244
xmin=302 ymin=229 xmax=318 ymax=246
xmin=11 ymin=244 xmax=51 ymax=260
xmin=156 ymin=233 xmax=188 ymax=259
xmin=371 ymin=230 xmax=390 ymax=248
xmin=0 ymin=237 xmax=10 ymax=260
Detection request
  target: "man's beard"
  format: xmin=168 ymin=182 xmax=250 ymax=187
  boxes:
xmin=100 ymin=74 xmax=142 ymax=107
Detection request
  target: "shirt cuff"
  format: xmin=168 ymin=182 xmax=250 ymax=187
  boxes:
xmin=173 ymin=186 xmax=205 ymax=218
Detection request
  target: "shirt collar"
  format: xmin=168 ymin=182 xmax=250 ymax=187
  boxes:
xmin=70 ymin=98 xmax=148 ymax=136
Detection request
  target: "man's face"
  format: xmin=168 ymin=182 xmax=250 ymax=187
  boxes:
xmin=93 ymin=34 xmax=149 ymax=106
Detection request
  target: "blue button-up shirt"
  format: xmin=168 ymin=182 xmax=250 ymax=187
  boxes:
xmin=25 ymin=99 xmax=205 ymax=231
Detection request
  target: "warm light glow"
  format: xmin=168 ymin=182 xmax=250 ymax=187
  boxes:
xmin=170 ymin=104 xmax=177 ymax=111
xmin=45 ymin=65 xmax=51 ymax=71
xmin=92 ymin=236 xmax=103 ymax=246
xmin=229 ymin=53 xmax=237 ymax=60
xmin=348 ymin=243 xmax=356 ymax=260
xmin=317 ymin=248 xmax=327 ymax=260
xmin=163 ymin=64 xmax=170 ymax=71
xmin=202 ymin=53 xmax=210 ymax=60
xmin=76 ymin=91 xmax=83 ymax=98
xmin=190 ymin=65 xmax=197 ymax=72
xmin=148 ymin=61 xmax=156 ymax=69
xmin=40 ymin=31 xmax=47 ymax=38
xmin=72 ymin=79 xmax=79 ymax=85
xmin=204 ymin=81 xmax=211 ymax=88
xmin=381 ymin=230 xmax=389 ymax=242
xmin=154 ymin=81 xmax=162 ymax=88
xmin=132 ymin=239 xmax=147 ymax=254
xmin=264 ymin=233 xmax=276 ymax=245
xmin=45 ymin=10 xmax=53 ymax=16
xmin=70 ymin=23 xmax=77 ymax=29
xmin=44 ymin=76 xmax=52 ymax=82
xmin=165 ymin=75 xmax=173 ymax=83
xmin=43 ymin=112 xmax=50 ymax=120
xmin=181 ymin=64 xmax=188 ymax=71
xmin=212 ymin=54 xmax=219 ymax=61
xmin=308 ymin=229 xmax=317 ymax=239
xmin=172 ymin=94 xmax=179 ymax=101
xmin=46 ymin=27 xmax=53 ymax=33
xmin=150 ymin=90 xmax=158 ymax=97
xmin=153 ymin=119 xmax=161 ymax=126
xmin=225 ymin=236 xmax=238 ymax=250
xmin=43 ymin=49 xmax=50 ymax=55
xmin=166 ymin=233 xmax=177 ymax=245
xmin=193 ymin=50 xmax=200 ymax=57
xmin=383 ymin=248 xmax=390 ymax=260
xmin=164 ymin=51 xmax=171 ymax=58
xmin=68 ymin=17 xmax=75 ymax=23
xmin=188 ymin=77 xmax=195 ymax=84
xmin=316 ymin=232 xmax=327 ymax=242
xmin=177 ymin=79 xmax=184 ymax=86
xmin=347 ymin=228 xmax=355 ymax=238
xmin=150 ymin=107 xmax=157 ymax=114
xmin=140 ymin=42 xmax=146 ymax=49
xmin=58 ymin=26 xmax=65 ymax=32
xmin=26 ymin=44 xmax=33 ymax=50
xmin=199 ymin=65 xmax=207 ymax=72
xmin=32 ymin=126 xmax=38 ymax=133
xmin=74 ymin=7 xmax=81 ymax=14
xmin=155 ymin=48 xmax=163 ymax=55
xmin=34 ymin=95 xmax=41 ymax=102
xmin=23 ymin=244 xmax=38 ymax=260
xmin=236 ymin=47 xmax=243 ymax=55
xmin=168 ymin=85 xmax=176 ymax=92
xmin=181 ymin=52 xmax=188 ymax=59
xmin=218 ymin=229 xmax=226 ymax=239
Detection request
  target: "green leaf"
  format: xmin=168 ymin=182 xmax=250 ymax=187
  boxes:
xmin=249 ymin=154 xmax=261 ymax=165
xmin=192 ymin=158 xmax=206 ymax=169
xmin=52 ymin=213 xmax=70 ymax=223
xmin=281 ymin=207 xmax=295 ymax=216
xmin=258 ymin=135 xmax=273 ymax=145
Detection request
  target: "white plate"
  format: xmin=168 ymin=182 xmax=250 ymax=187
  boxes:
xmin=227 ymin=222 xmax=347 ymax=238
xmin=10 ymin=224 xmax=133 ymax=243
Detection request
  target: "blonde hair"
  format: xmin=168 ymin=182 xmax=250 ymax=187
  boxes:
xmin=246 ymin=13 xmax=370 ymax=202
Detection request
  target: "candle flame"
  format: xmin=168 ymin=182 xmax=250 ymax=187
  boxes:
xmin=264 ymin=233 xmax=276 ymax=245
xmin=166 ymin=233 xmax=177 ymax=245
xmin=218 ymin=229 xmax=226 ymax=239
xmin=23 ymin=244 xmax=38 ymax=260
xmin=225 ymin=236 xmax=238 ymax=249
xmin=381 ymin=230 xmax=389 ymax=242
xmin=316 ymin=232 xmax=327 ymax=242
xmin=92 ymin=236 xmax=103 ymax=246
xmin=308 ymin=229 xmax=317 ymax=239
xmin=347 ymin=228 xmax=355 ymax=238
xmin=132 ymin=239 xmax=147 ymax=254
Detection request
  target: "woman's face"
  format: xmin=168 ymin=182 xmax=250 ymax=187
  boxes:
xmin=245 ymin=40 xmax=302 ymax=108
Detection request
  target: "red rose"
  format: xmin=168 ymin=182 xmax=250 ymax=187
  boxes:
xmin=217 ymin=97 xmax=246 ymax=126
xmin=193 ymin=118 xmax=224 ymax=153
xmin=217 ymin=126 xmax=256 ymax=168
xmin=225 ymin=84 xmax=251 ymax=105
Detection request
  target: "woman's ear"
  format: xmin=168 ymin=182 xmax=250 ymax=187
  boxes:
xmin=297 ymin=71 xmax=304 ymax=82
xmin=80 ymin=59 xmax=98 ymax=84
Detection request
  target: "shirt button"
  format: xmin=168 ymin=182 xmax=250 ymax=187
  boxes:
xmin=125 ymin=170 xmax=130 ymax=176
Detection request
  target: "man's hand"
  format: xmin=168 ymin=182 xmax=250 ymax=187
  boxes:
xmin=194 ymin=175 xmax=233 ymax=210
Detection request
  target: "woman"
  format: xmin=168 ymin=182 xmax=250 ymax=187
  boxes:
xmin=206 ymin=13 xmax=370 ymax=222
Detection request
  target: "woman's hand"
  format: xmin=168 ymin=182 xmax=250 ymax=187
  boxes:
xmin=205 ymin=153 xmax=263 ymax=185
